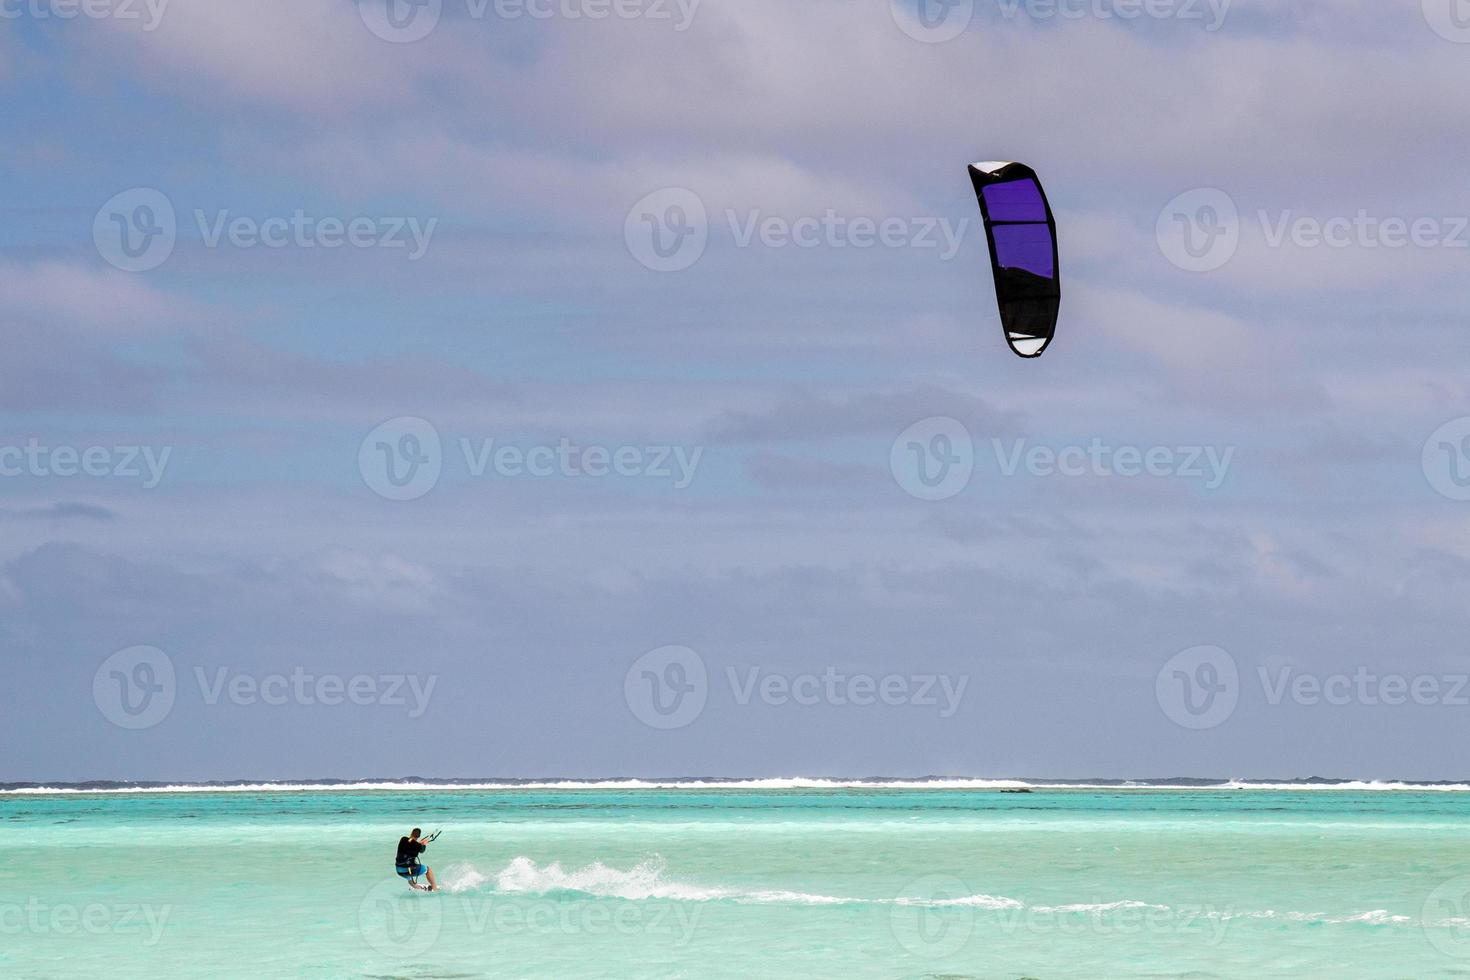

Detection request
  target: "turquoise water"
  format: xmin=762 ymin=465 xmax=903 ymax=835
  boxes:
xmin=6 ymin=785 xmax=1470 ymax=977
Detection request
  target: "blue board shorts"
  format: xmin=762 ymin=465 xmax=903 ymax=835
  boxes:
xmin=396 ymin=863 xmax=426 ymax=879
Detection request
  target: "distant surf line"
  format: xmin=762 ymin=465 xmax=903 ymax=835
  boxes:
xmin=6 ymin=777 xmax=1470 ymax=795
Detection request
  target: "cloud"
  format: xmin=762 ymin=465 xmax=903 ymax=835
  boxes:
xmin=743 ymin=452 xmax=883 ymax=490
xmin=82 ymin=0 xmax=428 ymax=113
xmin=0 ymin=260 xmax=206 ymax=411
xmin=0 ymin=503 xmax=118 ymax=522
xmin=0 ymin=260 xmax=200 ymax=335
xmin=706 ymin=384 xmax=1023 ymax=444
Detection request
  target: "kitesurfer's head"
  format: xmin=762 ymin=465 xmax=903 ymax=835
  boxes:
xmin=410 ymin=828 xmax=421 ymax=839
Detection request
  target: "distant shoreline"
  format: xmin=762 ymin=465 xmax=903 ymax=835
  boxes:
xmin=5 ymin=777 xmax=1470 ymax=795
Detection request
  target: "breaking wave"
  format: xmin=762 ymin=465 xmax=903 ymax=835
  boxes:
xmin=8 ymin=776 xmax=1470 ymax=795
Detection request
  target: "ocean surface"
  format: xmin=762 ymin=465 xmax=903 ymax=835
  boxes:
xmin=5 ymin=779 xmax=1470 ymax=978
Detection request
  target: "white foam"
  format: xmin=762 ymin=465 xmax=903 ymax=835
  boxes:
xmin=439 ymin=861 xmax=490 ymax=894
xmin=433 ymin=856 xmax=1427 ymax=929
xmin=7 ymin=776 xmax=1470 ymax=795
xmin=463 ymin=858 xmax=1128 ymax=917
xmin=1339 ymin=910 xmax=1411 ymax=925
xmin=492 ymin=856 xmax=734 ymax=902
xmin=445 ymin=856 xmax=1022 ymax=909
xmin=896 ymin=894 xmax=1025 ymax=910
xmin=1430 ymin=915 xmax=1470 ymax=928
xmin=1221 ymin=779 xmax=1470 ymax=792
xmin=1236 ymin=908 xmax=1411 ymax=925
xmin=490 ymin=856 xmax=884 ymax=906
xmin=1033 ymin=900 xmax=1170 ymax=914
xmin=0 ymin=777 xmax=1038 ymax=795
xmin=738 ymin=890 xmax=855 ymax=906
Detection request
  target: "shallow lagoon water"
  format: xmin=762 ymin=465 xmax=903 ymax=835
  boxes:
xmin=4 ymin=783 xmax=1470 ymax=978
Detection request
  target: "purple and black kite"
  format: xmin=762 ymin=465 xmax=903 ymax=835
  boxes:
xmin=967 ymin=161 xmax=1060 ymax=358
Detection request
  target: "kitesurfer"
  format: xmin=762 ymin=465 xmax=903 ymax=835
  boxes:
xmin=395 ymin=828 xmax=438 ymax=891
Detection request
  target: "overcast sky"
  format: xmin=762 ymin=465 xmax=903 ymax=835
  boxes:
xmin=3 ymin=0 xmax=1469 ymax=782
